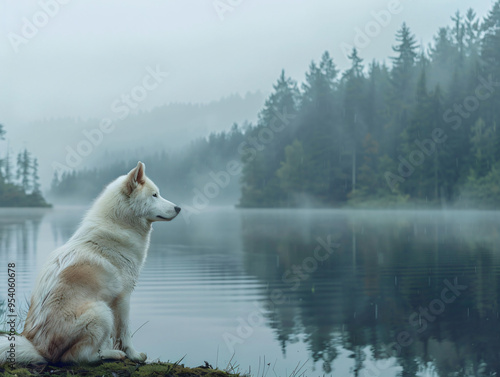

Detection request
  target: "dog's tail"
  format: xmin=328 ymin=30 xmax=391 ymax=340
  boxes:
xmin=0 ymin=334 xmax=46 ymax=365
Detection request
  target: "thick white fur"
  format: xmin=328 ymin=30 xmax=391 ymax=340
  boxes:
xmin=0 ymin=162 xmax=180 ymax=364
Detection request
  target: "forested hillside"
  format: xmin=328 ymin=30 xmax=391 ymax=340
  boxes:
xmin=51 ymin=3 xmax=500 ymax=208
xmin=239 ymin=4 xmax=500 ymax=207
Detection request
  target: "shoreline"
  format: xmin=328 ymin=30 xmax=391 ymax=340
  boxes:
xmin=0 ymin=360 xmax=244 ymax=377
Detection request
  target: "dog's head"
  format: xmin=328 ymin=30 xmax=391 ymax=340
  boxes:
xmin=122 ymin=161 xmax=181 ymax=222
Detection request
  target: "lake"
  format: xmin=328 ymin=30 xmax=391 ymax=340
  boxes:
xmin=1 ymin=207 xmax=500 ymax=376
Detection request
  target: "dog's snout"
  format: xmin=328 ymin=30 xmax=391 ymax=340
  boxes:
xmin=174 ymin=206 xmax=181 ymax=214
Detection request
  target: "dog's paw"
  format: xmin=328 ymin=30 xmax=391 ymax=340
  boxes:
xmin=127 ymin=349 xmax=147 ymax=363
xmin=100 ymin=349 xmax=127 ymax=361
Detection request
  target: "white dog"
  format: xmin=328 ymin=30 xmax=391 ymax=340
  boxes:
xmin=0 ymin=162 xmax=180 ymax=364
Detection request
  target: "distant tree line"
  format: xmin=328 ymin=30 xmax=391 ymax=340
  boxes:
xmin=52 ymin=2 xmax=500 ymax=208
xmin=0 ymin=125 xmax=50 ymax=207
xmin=49 ymin=125 xmax=247 ymax=205
xmin=239 ymin=3 xmax=500 ymax=208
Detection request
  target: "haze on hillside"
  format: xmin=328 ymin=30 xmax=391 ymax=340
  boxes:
xmin=0 ymin=0 xmax=498 ymax=209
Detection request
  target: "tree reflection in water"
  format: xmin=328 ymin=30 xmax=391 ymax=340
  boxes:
xmin=241 ymin=210 xmax=500 ymax=376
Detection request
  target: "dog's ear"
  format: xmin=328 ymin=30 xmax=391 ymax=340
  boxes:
xmin=125 ymin=161 xmax=146 ymax=194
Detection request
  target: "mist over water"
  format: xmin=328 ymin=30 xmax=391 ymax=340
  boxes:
xmin=1 ymin=207 xmax=500 ymax=376
xmin=3 ymin=2 xmax=500 ymax=376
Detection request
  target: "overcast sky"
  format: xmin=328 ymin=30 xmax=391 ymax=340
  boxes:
xmin=0 ymin=0 xmax=495 ymax=126
xmin=0 ymin=0 xmax=496 ymax=188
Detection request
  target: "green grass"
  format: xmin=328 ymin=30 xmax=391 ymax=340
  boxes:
xmin=0 ymin=359 xmax=244 ymax=377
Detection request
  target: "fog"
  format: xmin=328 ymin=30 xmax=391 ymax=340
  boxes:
xmin=0 ymin=0 xmax=495 ymax=204
xmin=4 ymin=2 xmax=500 ymax=374
xmin=2 ymin=1 xmax=492 ymax=122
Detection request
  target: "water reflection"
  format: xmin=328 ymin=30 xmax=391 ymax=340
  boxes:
xmin=0 ymin=208 xmax=46 ymax=260
xmin=241 ymin=210 xmax=500 ymax=376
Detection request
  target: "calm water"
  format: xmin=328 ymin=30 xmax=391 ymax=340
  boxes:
xmin=1 ymin=207 xmax=500 ymax=376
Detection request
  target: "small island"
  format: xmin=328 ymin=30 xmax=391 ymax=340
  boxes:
xmin=0 ymin=125 xmax=51 ymax=208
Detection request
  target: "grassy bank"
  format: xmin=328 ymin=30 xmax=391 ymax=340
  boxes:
xmin=0 ymin=360 xmax=243 ymax=377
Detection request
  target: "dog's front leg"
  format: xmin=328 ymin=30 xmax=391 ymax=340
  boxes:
xmin=113 ymin=294 xmax=147 ymax=362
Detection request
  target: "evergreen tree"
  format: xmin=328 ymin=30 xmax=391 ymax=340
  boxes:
xmin=351 ymin=145 xmax=406 ymax=203
xmin=51 ymin=171 xmax=60 ymax=193
xmin=0 ymin=125 xmax=49 ymax=207
xmin=387 ymin=23 xmax=419 ymax=159
xmin=470 ymin=118 xmax=496 ymax=178
xmin=399 ymin=69 xmax=431 ymax=198
xmin=391 ymin=23 xmax=419 ymax=104
xmin=429 ymin=27 xmax=457 ymax=86
xmin=481 ymin=0 xmax=500 ymax=67
xmin=32 ymin=158 xmax=41 ymax=194
xmin=297 ymin=51 xmax=342 ymax=202
xmin=365 ymin=61 xmax=391 ymax=145
xmin=16 ymin=152 xmax=22 ymax=184
xmin=480 ymin=0 xmax=500 ymax=156
xmin=276 ymin=139 xmax=307 ymax=203
xmin=451 ymin=11 xmax=465 ymax=64
xmin=4 ymin=148 xmax=12 ymax=184
xmin=16 ymin=149 xmax=32 ymax=193
xmin=429 ymin=85 xmax=454 ymax=200
xmin=239 ymin=70 xmax=299 ymax=207
xmin=342 ymin=48 xmax=366 ymax=194
xmin=399 ymin=68 xmax=448 ymax=201
xmin=464 ymin=8 xmax=481 ymax=58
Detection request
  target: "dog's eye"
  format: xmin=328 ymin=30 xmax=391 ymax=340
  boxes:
xmin=152 ymin=193 xmax=158 ymax=198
